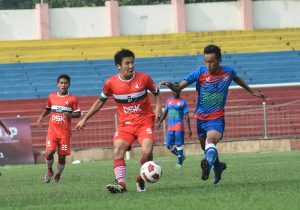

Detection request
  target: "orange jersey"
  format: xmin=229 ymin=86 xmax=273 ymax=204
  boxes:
xmin=46 ymin=92 xmax=80 ymax=137
xmin=101 ymin=71 xmax=158 ymax=125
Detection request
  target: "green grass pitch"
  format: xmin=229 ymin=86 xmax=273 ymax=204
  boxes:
xmin=0 ymin=151 xmax=300 ymax=210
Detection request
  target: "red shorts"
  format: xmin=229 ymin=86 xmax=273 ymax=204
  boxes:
xmin=114 ymin=122 xmax=154 ymax=148
xmin=46 ymin=132 xmax=71 ymax=156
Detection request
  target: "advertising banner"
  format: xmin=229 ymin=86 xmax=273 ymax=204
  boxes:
xmin=0 ymin=118 xmax=34 ymax=165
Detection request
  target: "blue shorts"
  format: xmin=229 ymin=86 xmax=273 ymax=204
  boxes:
xmin=196 ymin=119 xmax=225 ymax=138
xmin=166 ymin=130 xmax=184 ymax=147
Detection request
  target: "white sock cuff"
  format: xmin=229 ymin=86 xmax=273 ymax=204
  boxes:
xmin=176 ymin=146 xmax=183 ymax=150
xmin=205 ymin=143 xmax=216 ymax=150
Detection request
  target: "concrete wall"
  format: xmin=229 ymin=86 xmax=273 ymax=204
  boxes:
xmin=186 ymin=2 xmax=241 ymax=32
xmin=34 ymin=138 xmax=300 ymax=164
xmin=253 ymin=1 xmax=300 ymax=29
xmin=120 ymin=5 xmax=174 ymax=35
xmin=0 ymin=9 xmax=38 ymax=40
xmin=49 ymin=7 xmax=109 ymax=38
xmin=0 ymin=1 xmax=300 ymax=41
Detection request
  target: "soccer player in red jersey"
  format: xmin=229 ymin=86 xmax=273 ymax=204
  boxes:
xmin=37 ymin=74 xmax=81 ymax=183
xmin=76 ymin=49 xmax=162 ymax=193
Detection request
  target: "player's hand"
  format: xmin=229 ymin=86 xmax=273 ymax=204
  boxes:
xmin=188 ymin=130 xmax=192 ymax=137
xmin=157 ymin=121 xmax=162 ymax=129
xmin=155 ymin=107 xmax=163 ymax=124
xmin=76 ymin=120 xmax=86 ymax=130
xmin=37 ymin=118 xmax=43 ymax=128
xmin=157 ymin=81 xmax=172 ymax=89
xmin=252 ymin=91 xmax=266 ymax=100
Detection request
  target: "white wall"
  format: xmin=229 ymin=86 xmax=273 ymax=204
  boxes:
xmin=120 ymin=5 xmax=174 ymax=35
xmin=253 ymin=1 xmax=300 ymax=29
xmin=0 ymin=1 xmax=300 ymax=41
xmin=50 ymin=7 xmax=109 ymax=38
xmin=186 ymin=2 xmax=241 ymax=32
xmin=0 ymin=9 xmax=37 ymax=40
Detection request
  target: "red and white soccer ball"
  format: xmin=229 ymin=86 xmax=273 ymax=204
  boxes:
xmin=140 ymin=161 xmax=162 ymax=183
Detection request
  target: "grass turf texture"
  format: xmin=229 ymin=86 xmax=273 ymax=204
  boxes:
xmin=0 ymin=151 xmax=300 ymax=210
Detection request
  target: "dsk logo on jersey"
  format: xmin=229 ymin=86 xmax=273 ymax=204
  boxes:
xmin=123 ymin=104 xmax=142 ymax=113
xmin=52 ymin=114 xmax=64 ymax=122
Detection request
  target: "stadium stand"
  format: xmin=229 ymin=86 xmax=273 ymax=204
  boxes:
xmin=0 ymin=28 xmax=300 ymax=63
xmin=0 ymin=50 xmax=299 ymax=100
xmin=1 ymin=28 xmax=300 ymax=151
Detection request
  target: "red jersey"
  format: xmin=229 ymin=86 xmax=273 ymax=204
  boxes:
xmin=100 ymin=71 xmax=158 ymax=125
xmin=46 ymin=92 xmax=80 ymax=137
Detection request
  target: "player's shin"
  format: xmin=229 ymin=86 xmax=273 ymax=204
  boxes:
xmin=205 ymin=143 xmax=218 ymax=171
xmin=176 ymin=146 xmax=184 ymax=165
xmin=45 ymin=153 xmax=54 ymax=172
xmin=57 ymin=157 xmax=66 ymax=175
xmin=167 ymin=145 xmax=178 ymax=156
xmin=114 ymin=158 xmax=127 ymax=188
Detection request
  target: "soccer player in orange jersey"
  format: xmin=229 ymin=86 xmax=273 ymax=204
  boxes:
xmin=37 ymin=74 xmax=81 ymax=183
xmin=76 ymin=49 xmax=162 ymax=193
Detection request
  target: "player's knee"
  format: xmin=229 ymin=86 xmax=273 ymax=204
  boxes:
xmin=166 ymin=145 xmax=173 ymax=150
xmin=45 ymin=151 xmax=55 ymax=160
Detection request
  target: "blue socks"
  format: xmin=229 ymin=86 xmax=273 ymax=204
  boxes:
xmin=168 ymin=145 xmax=184 ymax=165
xmin=205 ymin=143 xmax=218 ymax=172
xmin=168 ymin=145 xmax=178 ymax=156
xmin=176 ymin=146 xmax=184 ymax=165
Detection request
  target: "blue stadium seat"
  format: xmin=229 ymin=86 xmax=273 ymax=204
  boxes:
xmin=0 ymin=50 xmax=299 ymax=100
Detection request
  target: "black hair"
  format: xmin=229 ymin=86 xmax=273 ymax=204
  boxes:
xmin=114 ymin=49 xmax=135 ymax=66
xmin=204 ymin=44 xmax=222 ymax=59
xmin=57 ymin=74 xmax=71 ymax=83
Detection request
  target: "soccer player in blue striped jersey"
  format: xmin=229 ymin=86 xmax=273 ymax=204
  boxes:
xmin=158 ymin=44 xmax=266 ymax=184
xmin=158 ymin=89 xmax=192 ymax=169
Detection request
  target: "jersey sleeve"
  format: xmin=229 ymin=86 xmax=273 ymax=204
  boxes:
xmin=231 ymin=68 xmax=237 ymax=80
xmin=184 ymin=67 xmax=202 ymax=85
xmin=100 ymin=80 xmax=113 ymax=101
xmin=46 ymin=94 xmax=52 ymax=110
xmin=146 ymin=74 xmax=159 ymax=95
xmin=72 ymin=97 xmax=80 ymax=113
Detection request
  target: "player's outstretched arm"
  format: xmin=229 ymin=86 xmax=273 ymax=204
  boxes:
xmin=0 ymin=120 xmax=11 ymax=135
xmin=157 ymin=80 xmax=189 ymax=92
xmin=233 ymin=76 xmax=266 ymax=100
xmin=37 ymin=109 xmax=51 ymax=128
xmin=76 ymin=98 xmax=105 ymax=130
